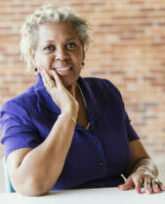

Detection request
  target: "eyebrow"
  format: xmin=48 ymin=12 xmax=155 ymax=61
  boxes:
xmin=66 ymin=37 xmax=77 ymax=41
xmin=44 ymin=37 xmax=77 ymax=43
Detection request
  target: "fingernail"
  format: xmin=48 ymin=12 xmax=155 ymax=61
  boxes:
xmin=137 ymin=189 xmax=141 ymax=194
xmin=155 ymin=189 xmax=160 ymax=193
xmin=118 ymin=185 xmax=122 ymax=189
xmin=39 ymin=66 xmax=43 ymax=72
xmin=147 ymin=189 xmax=152 ymax=194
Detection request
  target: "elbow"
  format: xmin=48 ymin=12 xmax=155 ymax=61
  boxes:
xmin=13 ymin=176 xmax=52 ymax=196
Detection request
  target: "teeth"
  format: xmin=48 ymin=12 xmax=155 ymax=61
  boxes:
xmin=55 ymin=67 xmax=71 ymax=71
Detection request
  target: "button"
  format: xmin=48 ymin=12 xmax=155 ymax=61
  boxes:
xmin=92 ymin=140 xmax=97 ymax=144
xmin=99 ymin=162 xmax=104 ymax=166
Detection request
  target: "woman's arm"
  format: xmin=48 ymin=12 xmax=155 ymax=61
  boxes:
xmin=7 ymin=113 xmax=77 ymax=196
xmin=128 ymin=140 xmax=158 ymax=176
xmin=7 ymin=69 xmax=79 ymax=196
xmin=119 ymin=140 xmax=164 ymax=193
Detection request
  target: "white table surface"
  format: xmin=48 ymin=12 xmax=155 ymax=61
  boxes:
xmin=0 ymin=187 xmax=164 ymax=204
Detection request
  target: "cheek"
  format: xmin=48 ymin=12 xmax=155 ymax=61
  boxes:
xmin=35 ymin=52 xmax=54 ymax=68
xmin=73 ymin=52 xmax=83 ymax=66
xmin=35 ymin=54 xmax=44 ymax=68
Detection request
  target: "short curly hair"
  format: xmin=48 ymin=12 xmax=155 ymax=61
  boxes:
xmin=20 ymin=4 xmax=92 ymax=72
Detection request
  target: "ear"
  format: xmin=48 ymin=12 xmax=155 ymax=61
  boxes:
xmin=83 ymin=49 xmax=85 ymax=62
xmin=82 ymin=45 xmax=85 ymax=62
xmin=29 ymin=49 xmax=36 ymax=67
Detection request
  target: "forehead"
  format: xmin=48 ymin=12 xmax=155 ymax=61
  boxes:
xmin=38 ymin=22 xmax=79 ymax=42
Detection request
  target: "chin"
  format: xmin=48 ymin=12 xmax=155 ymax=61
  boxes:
xmin=62 ymin=78 xmax=76 ymax=89
xmin=49 ymin=70 xmax=78 ymax=89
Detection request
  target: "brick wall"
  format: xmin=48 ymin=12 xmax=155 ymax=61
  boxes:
xmin=0 ymin=0 xmax=165 ymax=160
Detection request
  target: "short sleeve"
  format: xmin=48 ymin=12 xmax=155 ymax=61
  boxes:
xmin=0 ymin=101 xmax=42 ymax=159
xmin=104 ymin=79 xmax=139 ymax=142
xmin=125 ymin=112 xmax=139 ymax=142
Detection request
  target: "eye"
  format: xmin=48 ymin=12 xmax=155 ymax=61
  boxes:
xmin=66 ymin=42 xmax=76 ymax=50
xmin=43 ymin=45 xmax=55 ymax=52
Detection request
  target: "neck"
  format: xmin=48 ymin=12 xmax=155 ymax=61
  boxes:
xmin=66 ymin=83 xmax=77 ymax=97
xmin=75 ymin=83 xmax=80 ymax=101
xmin=76 ymin=83 xmax=87 ymax=109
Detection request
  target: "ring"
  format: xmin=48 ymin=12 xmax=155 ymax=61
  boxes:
xmin=153 ymin=178 xmax=161 ymax=183
xmin=143 ymin=171 xmax=154 ymax=177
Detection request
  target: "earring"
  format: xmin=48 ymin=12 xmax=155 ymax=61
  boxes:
xmin=82 ymin=62 xmax=85 ymax=66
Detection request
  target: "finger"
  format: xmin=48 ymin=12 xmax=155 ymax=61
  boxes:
xmin=42 ymin=68 xmax=56 ymax=88
xmin=39 ymin=66 xmax=49 ymax=84
xmin=68 ymin=85 xmax=76 ymax=97
xmin=40 ymin=68 xmax=56 ymax=90
xmin=130 ymin=174 xmax=144 ymax=194
xmin=134 ymin=177 xmax=144 ymax=194
xmin=119 ymin=177 xmax=134 ymax=190
xmin=40 ymin=68 xmax=48 ymax=85
xmin=144 ymin=176 xmax=152 ymax=194
xmin=51 ymin=70 xmax=63 ymax=88
xmin=43 ymin=68 xmax=53 ymax=83
xmin=162 ymin=186 xmax=165 ymax=191
xmin=152 ymin=179 xmax=162 ymax=193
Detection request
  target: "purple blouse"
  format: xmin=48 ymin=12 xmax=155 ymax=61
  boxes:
xmin=0 ymin=74 xmax=139 ymax=190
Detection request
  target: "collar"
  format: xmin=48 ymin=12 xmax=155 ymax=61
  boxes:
xmin=77 ymin=77 xmax=101 ymax=126
xmin=34 ymin=74 xmax=101 ymax=126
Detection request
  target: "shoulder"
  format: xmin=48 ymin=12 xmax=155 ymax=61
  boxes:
xmin=82 ymin=77 xmax=122 ymax=99
xmin=0 ymin=85 xmax=37 ymax=119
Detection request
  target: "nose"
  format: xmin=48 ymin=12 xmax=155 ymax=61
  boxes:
xmin=55 ymin=46 xmax=69 ymax=61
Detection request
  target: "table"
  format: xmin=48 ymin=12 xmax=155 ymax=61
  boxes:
xmin=0 ymin=187 xmax=164 ymax=204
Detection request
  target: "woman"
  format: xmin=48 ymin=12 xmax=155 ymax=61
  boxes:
xmin=0 ymin=5 xmax=164 ymax=196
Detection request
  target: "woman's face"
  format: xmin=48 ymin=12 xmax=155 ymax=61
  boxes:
xmin=32 ymin=22 xmax=84 ymax=88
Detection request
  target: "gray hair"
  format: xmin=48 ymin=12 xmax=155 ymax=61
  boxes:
xmin=20 ymin=4 xmax=92 ymax=72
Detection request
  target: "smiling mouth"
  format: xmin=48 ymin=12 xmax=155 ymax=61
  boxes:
xmin=51 ymin=66 xmax=72 ymax=76
xmin=55 ymin=67 xmax=71 ymax=71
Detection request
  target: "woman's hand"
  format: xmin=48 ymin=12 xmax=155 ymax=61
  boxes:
xmin=39 ymin=67 xmax=79 ymax=117
xmin=119 ymin=167 xmax=165 ymax=194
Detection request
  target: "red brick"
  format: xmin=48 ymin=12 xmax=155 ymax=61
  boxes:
xmin=0 ymin=0 xmax=165 ymax=161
